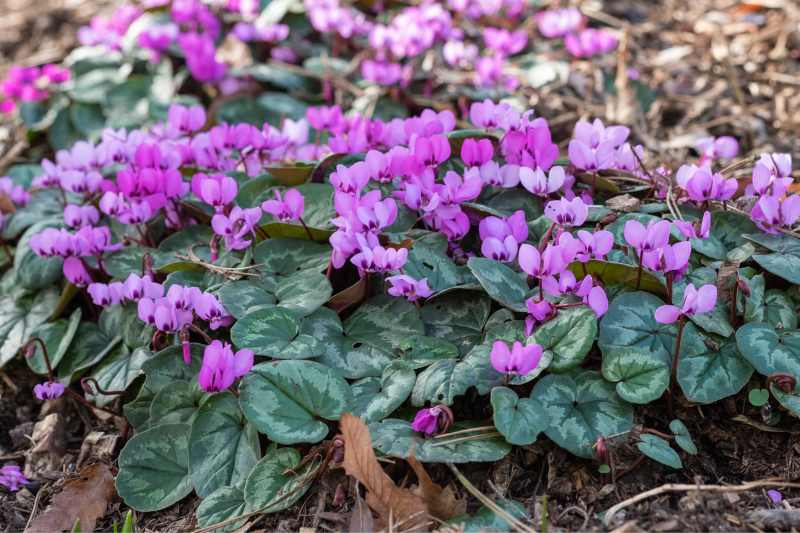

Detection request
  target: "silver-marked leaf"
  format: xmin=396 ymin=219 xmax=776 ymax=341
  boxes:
xmin=0 ymin=283 xmax=59 ymax=368
xmin=253 ymin=237 xmax=330 ymax=279
xmin=196 ymin=486 xmax=250 ymax=533
xmin=746 ymin=233 xmax=800 ymax=284
xmin=231 ymin=307 xmax=324 ymax=359
xmin=453 ymin=499 xmax=530 ymax=532
xmin=305 ymin=307 xmax=391 ymax=379
xmin=344 ymin=295 xmax=424 ymax=352
xmin=369 ymin=419 xmax=511 ymax=463
xmin=764 ymin=290 xmax=797 ymax=330
xmin=350 ymin=362 xmax=415 ymax=423
xmin=531 ymin=370 xmax=634 ymax=458
xmin=669 ymin=419 xmax=697 ymax=455
xmin=190 ymin=392 xmax=261 ymax=498
xmin=602 ymin=347 xmax=670 ymax=404
xmin=599 ymin=291 xmax=676 ymax=364
xmin=421 ymin=292 xmax=491 ymax=355
xmin=116 ymin=423 xmax=192 ymax=512
xmin=467 ymin=257 xmax=531 ymax=312
xmin=530 ymin=306 xmax=596 ymax=372
xmin=239 ymin=360 xmax=351 ymax=444
xmin=678 ymin=332 xmax=753 ymax=404
xmin=738 ymin=269 xmax=765 ymax=323
xmin=637 ymin=434 xmax=682 ymax=469
xmin=770 ymin=384 xmax=800 ymax=419
xmin=736 ymin=323 xmax=800 ymax=378
xmin=398 ymin=335 xmax=459 ymax=369
xmin=404 ymin=243 xmax=474 ymax=293
xmin=26 ymin=308 xmax=82 ymax=375
xmin=87 ymin=346 xmax=151 ymax=407
xmin=56 ymin=322 xmax=121 ymax=382
xmin=14 ymin=221 xmax=63 ymax=290
xmin=272 ymin=270 xmax=332 ymax=316
xmin=149 ymin=381 xmax=206 ymax=426
xmin=218 ymin=280 xmax=276 ymax=319
xmin=712 ymin=211 xmax=758 ymax=252
xmin=243 ymin=448 xmax=316 ymax=512
xmin=491 ymin=387 xmax=548 ymax=446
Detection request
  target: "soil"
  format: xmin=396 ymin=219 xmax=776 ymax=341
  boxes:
xmin=1 ymin=0 xmax=800 ymax=531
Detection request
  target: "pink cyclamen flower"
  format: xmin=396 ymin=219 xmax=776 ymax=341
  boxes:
xmin=194 ymin=292 xmax=234 ymax=330
xmin=490 ymin=340 xmax=543 ymax=376
xmin=573 ymin=229 xmax=614 ymax=262
xmin=524 ymin=297 xmax=557 ymax=335
xmin=411 ymin=406 xmax=446 ymax=436
xmin=478 ymin=210 xmax=528 ymax=262
xmin=167 ymin=104 xmax=206 ymax=136
xmin=386 ymin=275 xmax=433 ymax=301
xmin=750 ymin=195 xmax=800 ymax=234
xmin=63 ymin=204 xmax=100 ymax=228
xmin=87 ymin=282 xmax=125 ymax=306
xmin=544 ymin=197 xmax=588 ymax=227
xmin=198 ymin=340 xmax=254 ymax=393
xmin=261 ymin=188 xmax=305 ymax=222
xmin=675 ymin=164 xmax=737 ymax=202
xmin=536 ymin=7 xmax=583 ymax=38
xmin=655 ymin=283 xmax=717 ymax=324
xmin=642 ymin=241 xmax=692 ymax=275
xmin=674 ymin=211 xmax=712 ymax=240
xmin=585 ymin=285 xmax=609 ymax=317
xmin=518 ymin=243 xmax=567 ymax=279
xmin=0 ymin=464 xmax=29 ymax=492
xmin=519 ymin=166 xmax=565 ymax=197
xmin=461 ymin=138 xmax=494 ymax=167
xmin=695 ymin=136 xmax=738 ymax=163
xmin=565 ymin=28 xmax=618 ymax=58
xmin=63 ymin=257 xmax=92 ymax=287
xmin=211 ymin=206 xmax=263 ymax=250
xmin=124 ymin=273 xmax=164 ymax=301
xmin=34 ymin=381 xmax=65 ymax=401
xmin=767 ymin=490 xmax=783 ymax=504
xmin=623 ymin=219 xmax=671 ymax=254
xmin=191 ymin=173 xmax=238 ymax=211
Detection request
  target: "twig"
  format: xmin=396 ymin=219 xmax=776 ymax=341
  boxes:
xmin=603 ymin=480 xmax=800 ymax=527
xmin=447 ymin=464 xmax=535 ymax=533
xmin=24 ymin=485 xmax=45 ymax=531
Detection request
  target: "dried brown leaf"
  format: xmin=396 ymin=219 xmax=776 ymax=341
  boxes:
xmin=26 ymin=463 xmax=115 ymax=533
xmin=347 ymin=493 xmax=375 ymax=533
xmin=407 ymin=454 xmax=466 ymax=521
xmin=340 ymin=413 xmax=430 ymax=531
xmin=0 ymin=192 xmax=16 ymax=214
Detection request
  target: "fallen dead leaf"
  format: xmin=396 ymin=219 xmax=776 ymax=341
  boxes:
xmin=340 ymin=413 xmax=430 ymax=532
xmin=26 ymin=462 xmax=116 ymax=533
xmin=347 ymin=492 xmax=375 ymax=533
xmin=407 ymin=454 xmax=466 ymax=521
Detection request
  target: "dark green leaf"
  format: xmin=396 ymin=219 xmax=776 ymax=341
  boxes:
xmin=491 ymin=387 xmax=548 ymax=445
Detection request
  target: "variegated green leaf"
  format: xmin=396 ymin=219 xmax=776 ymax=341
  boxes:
xmin=531 ymin=306 xmax=596 ymax=371
xmin=491 ymin=387 xmax=548 ymax=446
xmin=350 ymin=361 xmax=415 ymax=423
xmin=231 ymin=307 xmax=324 ymax=359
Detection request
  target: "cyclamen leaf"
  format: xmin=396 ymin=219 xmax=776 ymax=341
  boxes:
xmin=243 ymin=448 xmax=318 ymax=513
xmin=669 ymin=419 xmax=698 ymax=455
xmin=677 ymin=333 xmax=753 ymax=404
xmin=116 ymin=423 xmax=193 ymax=512
xmin=87 ymin=346 xmax=151 ymax=407
xmin=231 ymin=307 xmax=325 ymax=359
xmin=149 ymin=381 xmax=206 ymax=426
xmin=350 ymin=362 xmax=416 ymax=423
xmin=421 ymin=292 xmax=492 ymax=355
xmin=491 ymin=387 xmax=548 ymax=446
xmin=239 ymin=360 xmax=352 ymax=444
xmin=196 ymin=486 xmax=250 ymax=533
xmin=736 ymin=323 xmax=800 ymax=378
xmin=530 ymin=306 xmax=596 ymax=372
xmin=26 ymin=307 xmax=82 ymax=375
xmin=190 ymin=392 xmax=261 ymax=498
xmin=602 ymin=347 xmax=670 ymax=404
xmin=0 ymin=283 xmax=60 ymax=368
xmin=637 ymin=434 xmax=682 ymax=469
xmin=467 ymin=257 xmax=531 ymax=312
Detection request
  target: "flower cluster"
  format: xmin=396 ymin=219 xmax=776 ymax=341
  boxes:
xmin=0 ymin=464 xmax=29 ymax=492
xmin=536 ymin=8 xmax=618 ymax=58
xmin=0 ymin=64 xmax=70 ymax=114
xmin=747 ymin=154 xmax=799 ymax=234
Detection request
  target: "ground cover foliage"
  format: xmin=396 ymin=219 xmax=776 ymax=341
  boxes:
xmin=1 ymin=0 xmax=800 ymax=531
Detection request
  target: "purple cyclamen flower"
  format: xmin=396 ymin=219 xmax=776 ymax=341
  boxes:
xmin=642 ymin=241 xmax=692 ymax=275
xmin=167 ymin=103 xmax=206 ymax=135
xmin=63 ymin=204 xmax=100 ymax=228
xmin=87 ymin=282 xmax=125 ymax=306
xmin=623 ymin=219 xmax=671 ymax=254
xmin=674 ymin=212 xmax=712 ymax=240
xmin=525 ymin=297 xmax=557 ymax=335
xmin=483 ymin=27 xmax=527 ymax=56
xmin=137 ymin=297 xmax=193 ymax=333
xmin=412 ymin=406 xmax=445 ymax=436
xmin=0 ymin=464 xmax=29 ymax=492
xmin=261 ymin=189 xmax=305 ymax=222
xmin=386 ymin=275 xmax=433 ymax=301
xmin=750 ymin=195 xmax=800 ymax=234
xmin=351 ymin=235 xmax=408 ymax=274
xmin=490 ymin=340 xmax=543 ymax=376
xmin=167 ymin=284 xmax=202 ymax=312
xmin=124 ymin=273 xmax=164 ymax=301
xmin=461 ymin=138 xmax=494 ymax=167
xmin=519 ymin=166 xmax=565 ymax=197
xmin=34 ymin=381 xmax=65 ymax=401
xmin=544 ymin=197 xmax=588 ymax=227
xmin=536 ymin=7 xmax=583 ymax=38
xmin=564 ymin=28 xmax=618 ymax=58
xmin=478 ymin=210 xmax=528 ymax=262
xmin=568 ymin=119 xmax=629 ymax=171
xmin=518 ymin=243 xmax=568 ymax=279
xmin=191 ymin=173 xmax=237 ymax=211
xmin=675 ymin=164 xmax=737 ymax=202
xmin=469 ymin=99 xmax=520 ymax=130
xmin=63 ymin=257 xmax=92 ymax=287
xmin=767 ymin=490 xmax=783 ymax=504
xmin=584 ymin=285 xmax=609 ymax=317
xmin=655 ymin=283 xmax=717 ymax=324
xmin=211 ymin=206 xmax=263 ymax=250
xmin=750 ymin=157 xmax=793 ymax=198
xmin=197 ymin=340 xmax=253 ymax=393
xmin=414 ymin=135 xmax=451 ymax=167
xmin=567 ymin=229 xmax=614 ymax=262
xmin=194 ymin=292 xmax=233 ymax=330
xmin=696 ymin=136 xmax=739 ymax=164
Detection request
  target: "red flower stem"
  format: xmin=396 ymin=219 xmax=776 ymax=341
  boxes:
xmin=730 ymin=278 xmax=738 ymax=327
xmin=635 ymin=248 xmax=645 ymax=290
xmin=65 ymin=388 xmax=125 ymax=419
xmin=298 ymin=217 xmax=314 ymax=241
xmin=24 ymin=338 xmax=54 ymax=380
xmin=669 ymin=316 xmax=687 ymax=418
xmin=666 ymin=272 xmax=674 ymax=302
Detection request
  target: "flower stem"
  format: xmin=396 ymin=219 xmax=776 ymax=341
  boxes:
xmin=635 ymin=248 xmax=645 ymax=290
xmin=298 ymin=217 xmax=314 ymax=241
xmin=666 ymin=272 xmax=674 ymax=302
xmin=23 ymin=338 xmax=54 ymax=379
xmin=730 ymin=278 xmax=738 ymax=327
xmin=669 ymin=316 xmax=687 ymax=418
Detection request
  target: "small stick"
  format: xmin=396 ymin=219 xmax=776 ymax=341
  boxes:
xmin=603 ymin=480 xmax=800 ymax=527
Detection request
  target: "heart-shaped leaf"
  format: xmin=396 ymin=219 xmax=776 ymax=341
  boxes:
xmin=217 ymin=280 xmax=276 ymax=319
xmin=599 ymin=291 xmax=676 ymax=365
xmin=637 ymin=434 xmax=682 ymax=469
xmin=195 ymin=486 xmax=249 ymax=533
xmin=531 ymin=370 xmax=634 ymax=458
xmin=271 ymin=270 xmax=332 ymax=316
xmin=567 ymin=260 xmax=665 ymax=297
xmin=149 ymin=381 xmax=206 ymax=426
xmin=243 ymin=448 xmax=316 ymax=512
xmin=764 ymin=290 xmax=797 ymax=330
xmin=404 ymin=243 xmax=474 ymax=293
xmin=770 ymin=384 xmax=800 ymax=418
xmin=344 ymin=295 xmax=424 ymax=352
xmin=26 ymin=308 xmax=82 ymax=375
xmin=491 ymin=387 xmax=548 ymax=445
xmin=87 ymin=346 xmax=151 ymax=407
xmin=253 ymin=238 xmax=330 ymax=278
xmin=678 ymin=333 xmax=753 ymax=404
xmin=736 ymin=323 xmax=800 ymax=378
xmin=397 ymin=335 xmax=460 ymax=369
xmin=451 ymin=499 xmax=529 ymax=532
xmin=746 ymin=233 xmax=800 ymax=284
xmin=467 ymin=257 xmax=531 ymax=312
xmin=190 ymin=392 xmax=261 ymax=498
xmin=369 ymin=419 xmax=511 ymax=463
xmin=231 ymin=307 xmax=324 ymax=359
xmin=674 ymin=268 xmax=733 ymax=337
xmin=14 ymin=221 xmax=63 ymax=290
xmin=421 ymin=292 xmax=491 ymax=355
xmin=56 ymin=322 xmax=121 ymax=382
xmin=602 ymin=347 xmax=670 ymax=404
xmin=239 ymin=360 xmax=352 ymax=444
xmin=116 ymin=423 xmax=193 ymax=512
xmin=0 ymin=283 xmax=59 ymax=368
xmin=350 ymin=362 xmax=416 ymax=423
xmin=669 ymin=419 xmax=697 ymax=455
xmin=530 ymin=306 xmax=596 ymax=371
xmin=748 ymin=388 xmax=770 ymax=406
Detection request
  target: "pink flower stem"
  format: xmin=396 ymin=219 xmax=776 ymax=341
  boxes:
xmin=669 ymin=316 xmax=687 ymax=418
